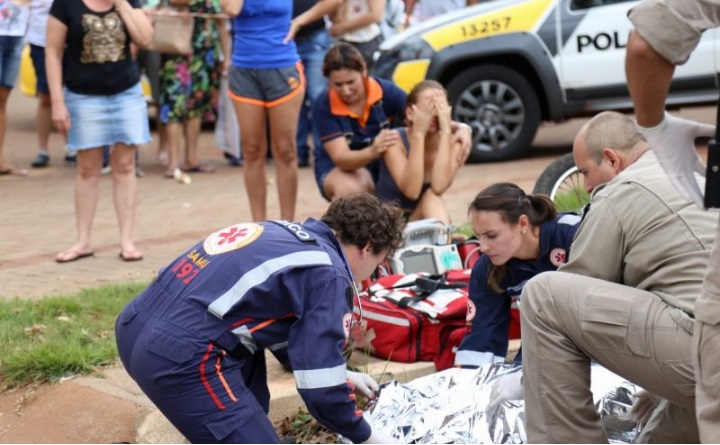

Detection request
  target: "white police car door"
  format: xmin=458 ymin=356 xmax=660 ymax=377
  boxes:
xmin=557 ymin=0 xmax=717 ymax=107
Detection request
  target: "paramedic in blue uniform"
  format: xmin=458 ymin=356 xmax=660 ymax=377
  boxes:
xmin=312 ymin=42 xmax=472 ymax=201
xmin=454 ymin=182 xmax=580 ymax=368
xmin=115 ymin=193 xmax=404 ymax=444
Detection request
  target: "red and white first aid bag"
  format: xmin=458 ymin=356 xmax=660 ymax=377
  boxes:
xmin=349 ymin=273 xmax=468 ymax=364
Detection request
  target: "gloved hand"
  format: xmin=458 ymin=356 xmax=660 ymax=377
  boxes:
xmin=362 ymin=415 xmax=399 ymax=444
xmin=362 ymin=428 xmax=397 ymax=444
xmin=487 ymin=371 xmax=524 ymax=410
xmin=347 ymin=371 xmax=380 ymax=399
xmin=637 ymin=112 xmax=715 ymax=208
xmin=631 ymin=390 xmax=660 ymax=426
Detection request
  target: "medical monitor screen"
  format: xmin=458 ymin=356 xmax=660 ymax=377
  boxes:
xmin=401 ymin=249 xmax=438 ymax=274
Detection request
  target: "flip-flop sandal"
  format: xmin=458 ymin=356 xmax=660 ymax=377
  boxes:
xmin=119 ymin=251 xmax=144 ymax=262
xmin=0 ymin=168 xmax=29 ymax=177
xmin=56 ymin=250 xmax=95 ymax=263
xmin=182 ymin=164 xmax=215 ymax=173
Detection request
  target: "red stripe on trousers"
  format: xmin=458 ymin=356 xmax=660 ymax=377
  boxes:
xmin=199 ymin=343 xmax=226 ymax=410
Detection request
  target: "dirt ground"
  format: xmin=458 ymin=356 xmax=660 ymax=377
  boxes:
xmin=0 ymin=89 xmax=715 ymax=443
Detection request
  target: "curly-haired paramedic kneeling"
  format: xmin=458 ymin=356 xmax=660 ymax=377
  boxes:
xmin=115 ymin=193 xmax=404 ymax=443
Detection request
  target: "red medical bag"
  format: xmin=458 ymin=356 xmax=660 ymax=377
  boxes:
xmin=349 ymin=274 xmax=468 ymax=363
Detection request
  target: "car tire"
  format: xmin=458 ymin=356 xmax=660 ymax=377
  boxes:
xmin=447 ymin=64 xmax=541 ymax=163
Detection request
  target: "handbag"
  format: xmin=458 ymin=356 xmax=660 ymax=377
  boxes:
xmin=146 ymin=4 xmax=194 ymax=55
xmin=215 ymin=77 xmax=242 ymax=158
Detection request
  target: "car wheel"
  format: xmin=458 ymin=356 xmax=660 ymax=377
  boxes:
xmin=447 ymin=64 xmax=541 ymax=163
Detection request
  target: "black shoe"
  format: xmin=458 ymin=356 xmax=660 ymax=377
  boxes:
xmin=31 ymin=152 xmax=50 ymax=168
xmin=223 ymin=152 xmax=243 ymax=166
xmin=64 ymin=153 xmax=77 ymax=166
xmin=298 ymin=158 xmax=310 ymax=168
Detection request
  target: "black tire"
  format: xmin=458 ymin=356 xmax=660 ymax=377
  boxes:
xmin=532 ymin=153 xmax=577 ymax=199
xmin=533 ymin=152 xmax=589 ymax=213
xmin=446 ymin=64 xmax=541 ymax=163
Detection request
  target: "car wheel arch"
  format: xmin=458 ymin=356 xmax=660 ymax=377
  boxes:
xmin=426 ymin=34 xmax=565 ymax=123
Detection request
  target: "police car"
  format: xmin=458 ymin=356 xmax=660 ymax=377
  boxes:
xmin=374 ymin=0 xmax=719 ymax=162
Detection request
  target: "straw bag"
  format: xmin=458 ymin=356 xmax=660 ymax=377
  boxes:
xmin=147 ymin=5 xmax=194 ymax=55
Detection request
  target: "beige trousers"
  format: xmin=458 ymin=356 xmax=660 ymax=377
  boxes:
xmin=521 ymin=271 xmax=697 ymax=443
xmin=695 ymin=213 xmax=720 ymax=442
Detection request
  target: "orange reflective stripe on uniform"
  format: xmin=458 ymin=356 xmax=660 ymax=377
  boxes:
xmin=215 ymin=352 xmax=239 ymax=402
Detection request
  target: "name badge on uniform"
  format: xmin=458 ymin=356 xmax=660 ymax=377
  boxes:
xmin=270 ymin=220 xmax=317 ymax=243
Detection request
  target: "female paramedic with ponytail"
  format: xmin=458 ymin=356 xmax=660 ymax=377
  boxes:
xmin=454 ymin=183 xmax=580 ymax=371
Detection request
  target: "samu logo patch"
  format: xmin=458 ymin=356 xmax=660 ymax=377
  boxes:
xmin=203 ymin=223 xmax=264 ymax=255
xmin=549 ymin=248 xmax=567 ymax=267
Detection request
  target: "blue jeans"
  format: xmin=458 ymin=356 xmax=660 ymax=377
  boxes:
xmin=295 ymin=28 xmax=329 ymax=163
xmin=0 ymin=36 xmax=23 ymax=89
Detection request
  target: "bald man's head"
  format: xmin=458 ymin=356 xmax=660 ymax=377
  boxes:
xmin=573 ymin=111 xmax=648 ymax=192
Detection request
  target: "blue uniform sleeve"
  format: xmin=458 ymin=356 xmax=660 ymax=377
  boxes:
xmin=312 ymin=93 xmax=346 ymax=145
xmin=378 ymin=78 xmax=407 ymax=124
xmin=454 ymin=257 xmax=511 ymax=368
xmin=557 ymin=214 xmax=580 ymax=259
xmin=287 ymin=273 xmax=371 ymax=443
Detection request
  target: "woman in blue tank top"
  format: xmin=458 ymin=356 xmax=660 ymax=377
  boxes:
xmin=220 ymin=0 xmax=340 ymax=222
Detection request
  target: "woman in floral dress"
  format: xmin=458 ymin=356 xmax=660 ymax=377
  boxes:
xmin=157 ymin=0 xmax=229 ymax=177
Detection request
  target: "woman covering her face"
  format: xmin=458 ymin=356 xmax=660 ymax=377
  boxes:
xmin=375 ymin=80 xmax=466 ymax=224
xmin=454 ymin=183 xmax=580 ymax=368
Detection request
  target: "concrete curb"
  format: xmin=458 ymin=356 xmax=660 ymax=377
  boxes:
xmin=73 ymin=353 xmax=438 ymax=443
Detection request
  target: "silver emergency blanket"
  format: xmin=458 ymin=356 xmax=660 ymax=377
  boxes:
xmin=357 ymin=363 xmax=641 ymax=444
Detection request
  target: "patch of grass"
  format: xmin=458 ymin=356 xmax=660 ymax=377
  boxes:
xmin=274 ymin=407 xmax=336 ymax=444
xmin=553 ymin=188 xmax=591 ymax=213
xmin=452 ymin=221 xmax=473 ymax=240
xmin=0 ymin=282 xmax=147 ymax=387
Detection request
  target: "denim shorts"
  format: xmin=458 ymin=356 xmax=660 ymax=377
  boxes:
xmin=29 ymin=44 xmax=48 ymax=95
xmin=65 ymin=83 xmax=151 ymax=151
xmin=228 ymin=62 xmax=305 ymax=108
xmin=0 ymin=36 xmax=23 ymax=89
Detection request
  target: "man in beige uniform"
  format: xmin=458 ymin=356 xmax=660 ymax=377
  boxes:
xmin=625 ymin=0 xmax=720 ymax=441
xmin=517 ymin=111 xmax=716 ymax=443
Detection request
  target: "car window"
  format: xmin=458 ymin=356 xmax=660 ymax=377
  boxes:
xmin=569 ymin=0 xmax=633 ymax=10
